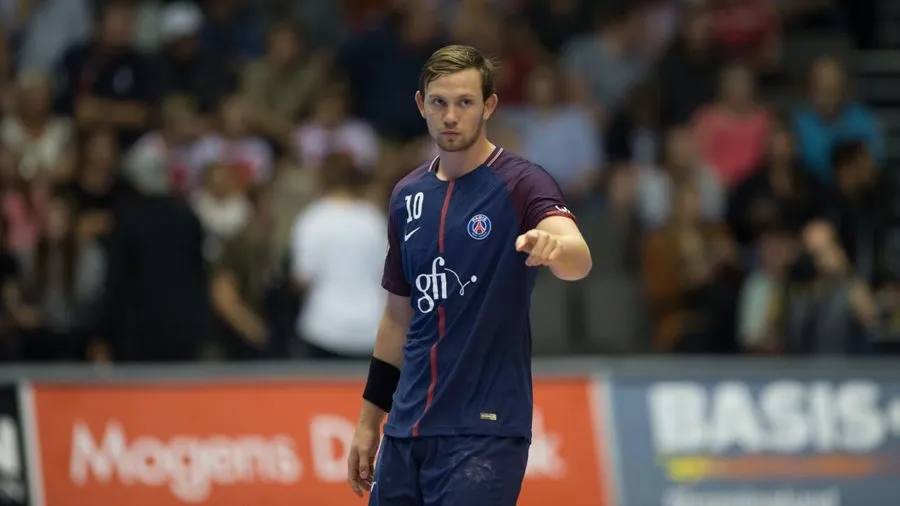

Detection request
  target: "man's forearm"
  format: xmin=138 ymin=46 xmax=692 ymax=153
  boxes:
xmin=371 ymin=307 xmax=408 ymax=368
xmin=360 ymin=297 xmax=411 ymax=427
xmin=550 ymin=235 xmax=592 ymax=281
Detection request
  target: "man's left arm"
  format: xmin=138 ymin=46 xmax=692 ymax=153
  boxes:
xmin=516 ymin=215 xmax=592 ymax=281
xmin=512 ymin=165 xmax=592 ymax=281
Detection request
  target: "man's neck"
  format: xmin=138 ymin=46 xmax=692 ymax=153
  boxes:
xmin=436 ymin=138 xmax=496 ymax=181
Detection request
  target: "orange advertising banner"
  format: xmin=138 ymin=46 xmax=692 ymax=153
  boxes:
xmin=32 ymin=378 xmax=609 ymax=506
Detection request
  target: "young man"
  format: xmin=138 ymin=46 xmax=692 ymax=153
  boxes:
xmin=347 ymin=45 xmax=592 ymax=506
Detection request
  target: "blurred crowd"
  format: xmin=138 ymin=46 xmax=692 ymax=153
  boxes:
xmin=0 ymin=0 xmax=893 ymax=363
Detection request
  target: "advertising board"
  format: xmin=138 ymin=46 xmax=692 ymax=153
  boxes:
xmin=609 ymin=377 xmax=900 ymax=506
xmin=0 ymin=385 xmax=28 ymax=506
xmin=31 ymin=378 xmax=609 ymax=506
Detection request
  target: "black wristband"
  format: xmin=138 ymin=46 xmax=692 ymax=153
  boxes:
xmin=363 ymin=357 xmax=401 ymax=413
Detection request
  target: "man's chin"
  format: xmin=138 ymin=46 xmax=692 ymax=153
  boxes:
xmin=436 ymin=139 xmax=471 ymax=152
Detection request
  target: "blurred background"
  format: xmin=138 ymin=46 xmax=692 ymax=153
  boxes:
xmin=0 ymin=0 xmax=896 ymax=363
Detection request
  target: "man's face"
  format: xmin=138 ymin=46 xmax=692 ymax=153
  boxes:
xmin=416 ymin=69 xmax=497 ymax=153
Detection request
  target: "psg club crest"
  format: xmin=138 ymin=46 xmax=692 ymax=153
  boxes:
xmin=467 ymin=214 xmax=491 ymax=240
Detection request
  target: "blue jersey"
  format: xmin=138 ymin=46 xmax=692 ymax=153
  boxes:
xmin=381 ymin=147 xmax=573 ymax=441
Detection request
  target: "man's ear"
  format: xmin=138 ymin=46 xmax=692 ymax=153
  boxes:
xmin=415 ymin=90 xmax=425 ymax=118
xmin=483 ymin=93 xmax=498 ymax=120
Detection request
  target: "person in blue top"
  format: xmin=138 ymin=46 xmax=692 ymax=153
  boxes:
xmin=346 ymin=45 xmax=592 ymax=506
xmin=793 ymin=56 xmax=884 ymax=183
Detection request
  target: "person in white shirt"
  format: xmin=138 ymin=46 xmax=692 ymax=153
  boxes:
xmin=0 ymin=71 xmax=73 ymax=180
xmin=290 ymin=153 xmax=386 ymax=358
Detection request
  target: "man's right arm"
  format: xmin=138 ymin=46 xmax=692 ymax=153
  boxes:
xmin=359 ymin=293 xmax=413 ymax=428
xmin=359 ymin=192 xmax=412 ymax=427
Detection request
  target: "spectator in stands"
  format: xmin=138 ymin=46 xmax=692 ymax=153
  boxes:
xmin=17 ymin=195 xmax=105 ymax=361
xmin=210 ymin=185 xmax=281 ymax=360
xmin=657 ymin=7 xmax=723 ymax=127
xmin=189 ymin=94 xmax=274 ymax=188
xmin=293 ymin=83 xmax=380 ymax=173
xmin=642 ymin=183 xmax=741 ymax=352
xmin=99 ymin=164 xmax=214 ymax=362
xmin=606 ymin=79 xmax=662 ymax=169
xmin=728 ymin=121 xmax=826 ymax=248
xmin=694 ymin=63 xmax=771 ymax=190
xmin=53 ymin=1 xmax=157 ymax=147
xmin=290 ymin=154 xmax=385 ymax=359
xmin=822 ymin=140 xmax=887 ymax=286
xmin=511 ymin=63 xmax=602 ymax=202
xmin=783 ymin=220 xmax=878 ymax=354
xmin=0 ymin=145 xmax=43 ymax=255
xmin=60 ymin=128 xmax=136 ymax=245
xmin=709 ymin=0 xmax=782 ymax=73
xmin=737 ymin=225 xmax=796 ymax=353
xmin=241 ymin=22 xmax=325 ymax=145
xmin=636 ymin=125 xmax=725 ymax=230
xmin=793 ymin=56 xmax=884 ymax=182
xmin=1 ymin=71 xmax=73 ymax=181
xmin=156 ymin=2 xmax=230 ymax=117
xmin=337 ymin=1 xmax=442 ymax=142
xmin=13 ymin=0 xmax=93 ymax=74
xmin=562 ymin=1 xmax=651 ymax=122
xmin=192 ymin=162 xmax=252 ymax=244
xmin=267 ymin=153 xmax=319 ymax=262
xmin=124 ymin=95 xmax=202 ymax=195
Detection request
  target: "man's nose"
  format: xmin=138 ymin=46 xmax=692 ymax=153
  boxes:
xmin=443 ymin=106 xmax=459 ymax=125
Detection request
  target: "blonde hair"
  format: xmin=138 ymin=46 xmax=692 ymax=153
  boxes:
xmin=419 ymin=45 xmax=496 ymax=100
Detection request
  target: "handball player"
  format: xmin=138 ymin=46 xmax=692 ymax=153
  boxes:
xmin=347 ymin=44 xmax=592 ymax=506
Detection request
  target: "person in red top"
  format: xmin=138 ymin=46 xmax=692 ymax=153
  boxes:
xmin=693 ymin=63 xmax=772 ymax=189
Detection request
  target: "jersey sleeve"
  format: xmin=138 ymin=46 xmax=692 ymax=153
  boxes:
xmin=381 ymin=203 xmax=411 ymax=297
xmin=514 ymin=165 xmax=575 ymax=232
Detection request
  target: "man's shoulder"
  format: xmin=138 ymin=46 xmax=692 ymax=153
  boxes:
xmin=389 ymin=159 xmax=434 ymax=200
xmin=489 ymin=150 xmax=555 ymax=186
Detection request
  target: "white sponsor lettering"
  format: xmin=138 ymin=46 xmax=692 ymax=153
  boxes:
xmin=69 ymin=421 xmax=301 ymax=503
xmin=0 ymin=416 xmax=24 ymax=502
xmin=648 ymin=381 xmax=890 ymax=454
xmin=308 ymin=415 xmax=355 ymax=483
xmin=414 ymin=257 xmax=477 ymax=313
xmin=526 ymin=409 xmax=566 ymax=479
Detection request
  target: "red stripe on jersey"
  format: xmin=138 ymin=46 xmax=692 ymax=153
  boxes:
xmin=413 ymin=182 xmax=454 ymax=437
xmin=438 ymin=181 xmax=454 ymax=253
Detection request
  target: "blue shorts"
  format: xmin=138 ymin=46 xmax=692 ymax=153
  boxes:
xmin=369 ymin=435 xmax=530 ymax=506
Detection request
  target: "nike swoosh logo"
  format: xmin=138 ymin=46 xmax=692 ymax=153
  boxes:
xmin=404 ymin=227 xmax=421 ymax=242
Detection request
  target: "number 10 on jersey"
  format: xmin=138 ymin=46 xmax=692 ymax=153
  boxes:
xmin=405 ymin=192 xmax=424 ymax=223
